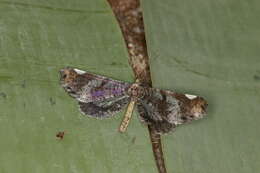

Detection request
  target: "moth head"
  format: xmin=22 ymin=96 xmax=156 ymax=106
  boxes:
xmin=60 ymin=67 xmax=79 ymax=97
xmin=127 ymin=83 xmax=146 ymax=99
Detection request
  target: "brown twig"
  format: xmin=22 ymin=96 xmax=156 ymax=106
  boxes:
xmin=106 ymin=0 xmax=167 ymax=172
xmin=106 ymin=0 xmax=151 ymax=85
xmin=148 ymin=126 xmax=167 ymax=173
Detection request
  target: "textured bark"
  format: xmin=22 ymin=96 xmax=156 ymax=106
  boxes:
xmin=107 ymin=0 xmax=167 ymax=173
xmin=148 ymin=125 xmax=167 ymax=173
xmin=106 ymin=0 xmax=151 ymax=85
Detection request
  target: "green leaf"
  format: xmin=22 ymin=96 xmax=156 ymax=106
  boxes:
xmin=0 ymin=1 xmax=154 ymax=173
xmin=142 ymin=0 xmax=260 ymax=172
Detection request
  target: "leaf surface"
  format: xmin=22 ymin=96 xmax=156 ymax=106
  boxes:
xmin=142 ymin=0 xmax=260 ymax=172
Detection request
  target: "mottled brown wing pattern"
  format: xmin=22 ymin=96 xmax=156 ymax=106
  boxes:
xmin=60 ymin=67 xmax=207 ymax=133
xmin=137 ymin=88 xmax=207 ymax=134
xmin=60 ymin=67 xmax=131 ymax=118
xmin=78 ymin=96 xmax=130 ymax=118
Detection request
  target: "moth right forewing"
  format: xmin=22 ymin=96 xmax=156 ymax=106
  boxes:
xmin=137 ymin=87 xmax=208 ymax=134
xmin=137 ymin=102 xmax=176 ymax=134
xmin=136 ymin=88 xmax=179 ymax=134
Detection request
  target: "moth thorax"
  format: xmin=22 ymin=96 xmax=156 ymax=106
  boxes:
xmin=128 ymin=83 xmax=146 ymax=99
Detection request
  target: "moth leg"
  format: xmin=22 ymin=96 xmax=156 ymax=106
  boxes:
xmin=118 ymin=98 xmax=136 ymax=133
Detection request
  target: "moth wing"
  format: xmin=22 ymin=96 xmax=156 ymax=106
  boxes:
xmin=78 ymin=95 xmax=130 ymax=118
xmin=137 ymin=89 xmax=182 ymax=134
xmin=60 ymin=67 xmax=131 ymax=103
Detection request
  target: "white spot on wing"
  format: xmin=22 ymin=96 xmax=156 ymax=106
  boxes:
xmin=185 ymin=94 xmax=197 ymax=100
xmin=74 ymin=68 xmax=86 ymax=74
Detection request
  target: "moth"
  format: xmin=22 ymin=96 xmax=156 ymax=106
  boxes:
xmin=60 ymin=67 xmax=207 ymax=134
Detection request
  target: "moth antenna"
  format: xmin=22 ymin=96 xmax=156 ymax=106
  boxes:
xmin=118 ymin=97 xmax=136 ymax=133
xmin=118 ymin=79 xmax=139 ymax=133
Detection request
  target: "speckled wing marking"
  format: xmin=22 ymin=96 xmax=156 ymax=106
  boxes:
xmin=78 ymin=96 xmax=130 ymax=118
xmin=60 ymin=67 xmax=207 ymax=127
xmin=137 ymin=88 xmax=207 ymax=134
xmin=137 ymin=89 xmax=179 ymax=134
xmin=60 ymin=67 xmax=131 ymax=118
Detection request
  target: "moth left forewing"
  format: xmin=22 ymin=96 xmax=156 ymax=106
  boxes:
xmin=78 ymin=72 xmax=130 ymax=104
xmin=60 ymin=67 xmax=131 ymax=103
xmin=60 ymin=67 xmax=132 ymax=118
xmin=78 ymin=95 xmax=130 ymax=119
